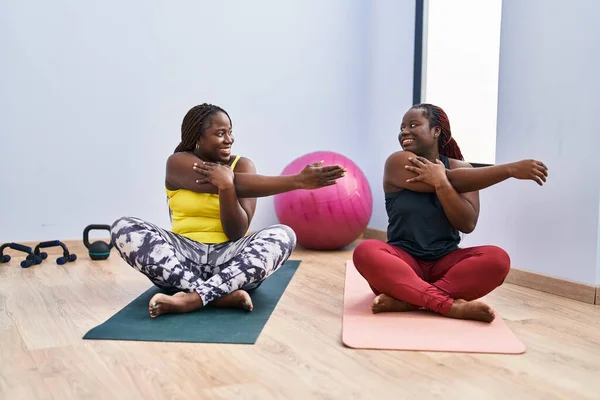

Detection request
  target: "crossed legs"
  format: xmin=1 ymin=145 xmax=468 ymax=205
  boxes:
xmin=110 ymin=217 xmax=296 ymax=318
xmin=352 ymin=239 xmax=510 ymax=323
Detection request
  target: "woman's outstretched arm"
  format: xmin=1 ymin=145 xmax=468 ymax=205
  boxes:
xmin=166 ymin=152 xmax=345 ymax=197
xmin=385 ymin=151 xmax=548 ymax=194
xmin=444 ymin=160 xmax=547 ymax=193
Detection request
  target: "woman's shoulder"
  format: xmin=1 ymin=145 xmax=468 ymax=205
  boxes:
xmin=166 ymin=151 xmax=194 ymax=168
xmin=384 ymin=150 xmax=416 ymax=176
xmin=232 ymin=155 xmax=256 ymax=172
xmin=447 ymin=157 xmax=473 ymax=170
xmin=385 ymin=150 xmax=415 ymax=164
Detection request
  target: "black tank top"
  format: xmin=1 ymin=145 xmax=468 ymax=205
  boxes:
xmin=385 ymin=155 xmax=460 ymax=260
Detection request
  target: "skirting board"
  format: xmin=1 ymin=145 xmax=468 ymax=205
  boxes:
xmin=363 ymin=228 xmax=599 ymax=305
xmin=8 ymin=233 xmax=599 ymax=305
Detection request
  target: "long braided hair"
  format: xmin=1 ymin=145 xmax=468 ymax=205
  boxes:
xmin=411 ymin=103 xmax=464 ymax=161
xmin=174 ymin=103 xmax=231 ymax=153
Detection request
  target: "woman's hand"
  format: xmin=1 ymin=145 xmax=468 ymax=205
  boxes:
xmin=193 ymin=162 xmax=234 ymax=191
xmin=404 ymin=156 xmax=449 ymax=189
xmin=507 ymin=159 xmax=548 ymax=185
xmin=297 ymin=161 xmax=346 ymax=189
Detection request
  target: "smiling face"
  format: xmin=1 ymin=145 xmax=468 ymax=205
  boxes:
xmin=196 ymin=111 xmax=234 ymax=163
xmin=398 ymin=107 xmax=440 ymax=157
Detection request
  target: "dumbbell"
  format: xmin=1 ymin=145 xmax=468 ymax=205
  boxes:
xmin=0 ymin=242 xmax=43 ymax=268
xmin=33 ymin=240 xmax=77 ymax=265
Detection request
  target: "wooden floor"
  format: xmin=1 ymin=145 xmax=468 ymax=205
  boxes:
xmin=1 ymin=240 xmax=599 ymax=400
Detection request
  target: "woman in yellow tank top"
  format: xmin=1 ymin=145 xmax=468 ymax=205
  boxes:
xmin=110 ymin=103 xmax=346 ymax=318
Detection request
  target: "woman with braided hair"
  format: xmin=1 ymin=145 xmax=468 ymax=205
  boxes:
xmin=111 ymin=103 xmax=345 ymax=318
xmin=352 ymin=103 xmax=548 ymax=323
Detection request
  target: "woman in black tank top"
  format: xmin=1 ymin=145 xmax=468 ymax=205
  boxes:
xmin=352 ymin=103 xmax=549 ymax=323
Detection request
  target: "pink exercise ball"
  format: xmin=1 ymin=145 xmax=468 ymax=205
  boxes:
xmin=274 ymin=151 xmax=373 ymax=250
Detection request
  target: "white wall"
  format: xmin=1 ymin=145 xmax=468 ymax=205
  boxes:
xmin=461 ymin=0 xmax=600 ymax=285
xmin=0 ymin=0 xmax=393 ymax=242
xmin=422 ymin=0 xmax=502 ymax=165
xmin=364 ymin=0 xmax=417 ymax=230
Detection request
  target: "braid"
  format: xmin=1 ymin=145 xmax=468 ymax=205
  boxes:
xmin=174 ymin=103 xmax=231 ymax=153
xmin=411 ymin=103 xmax=464 ymax=161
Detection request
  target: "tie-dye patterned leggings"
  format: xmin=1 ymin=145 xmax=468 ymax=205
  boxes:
xmin=110 ymin=216 xmax=297 ymax=306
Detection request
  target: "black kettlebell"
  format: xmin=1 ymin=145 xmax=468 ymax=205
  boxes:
xmin=83 ymin=224 xmax=113 ymax=260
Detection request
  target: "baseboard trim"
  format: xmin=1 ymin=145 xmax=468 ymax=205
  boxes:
xmin=505 ymin=268 xmax=597 ymax=304
xmin=363 ymin=228 xmax=387 ymax=242
xmin=362 ymin=227 xmax=599 ymax=305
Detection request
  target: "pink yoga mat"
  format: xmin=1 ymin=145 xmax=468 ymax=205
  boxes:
xmin=342 ymin=261 xmax=526 ymax=354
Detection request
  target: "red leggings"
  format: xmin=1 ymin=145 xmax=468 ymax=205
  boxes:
xmin=352 ymin=240 xmax=511 ymax=315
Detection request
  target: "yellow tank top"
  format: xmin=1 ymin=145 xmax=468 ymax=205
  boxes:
xmin=166 ymin=155 xmax=242 ymax=244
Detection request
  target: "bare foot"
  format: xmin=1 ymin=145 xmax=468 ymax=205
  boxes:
xmin=211 ymin=290 xmax=253 ymax=311
xmin=447 ymin=299 xmax=495 ymax=323
xmin=371 ymin=294 xmax=420 ymax=314
xmin=148 ymin=292 xmax=203 ymax=318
